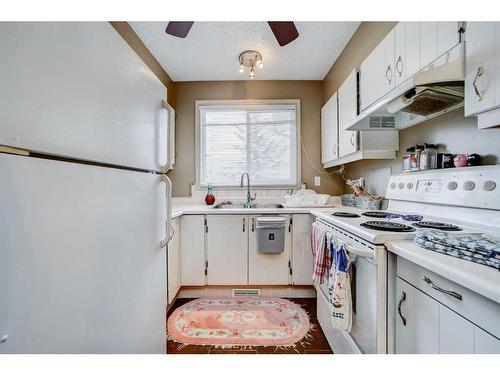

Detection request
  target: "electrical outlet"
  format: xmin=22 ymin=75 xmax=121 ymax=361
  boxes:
xmin=314 ymin=176 xmax=321 ymax=186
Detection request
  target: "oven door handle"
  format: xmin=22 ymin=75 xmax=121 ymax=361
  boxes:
xmin=344 ymin=244 xmax=374 ymax=259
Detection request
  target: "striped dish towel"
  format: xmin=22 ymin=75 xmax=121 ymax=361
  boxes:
xmin=311 ymin=222 xmax=332 ymax=283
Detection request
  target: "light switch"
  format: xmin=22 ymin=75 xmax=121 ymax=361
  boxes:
xmin=314 ymin=176 xmax=321 ymax=186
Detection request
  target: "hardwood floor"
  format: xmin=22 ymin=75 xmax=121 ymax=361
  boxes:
xmin=166 ymin=297 xmax=333 ymax=354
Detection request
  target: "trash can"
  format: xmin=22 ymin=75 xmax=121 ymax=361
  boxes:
xmin=256 ymin=216 xmax=287 ymax=253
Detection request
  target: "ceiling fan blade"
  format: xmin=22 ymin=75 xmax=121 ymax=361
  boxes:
xmin=267 ymin=21 xmax=299 ymax=46
xmin=165 ymin=21 xmax=194 ymax=38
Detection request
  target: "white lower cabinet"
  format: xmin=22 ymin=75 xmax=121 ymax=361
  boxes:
xmin=206 ymin=215 xmax=248 ymax=285
xmin=180 ymin=215 xmax=206 ymax=286
xmin=475 ymin=326 xmax=500 ymax=354
xmin=396 ymin=278 xmax=439 ymax=354
xmin=248 ymin=215 xmax=291 ymax=285
xmin=396 ymin=273 xmax=500 ymax=354
xmin=291 ymin=214 xmax=314 ymax=285
xmin=178 ymin=213 xmax=313 ymax=288
xmin=167 ymin=217 xmax=181 ymax=305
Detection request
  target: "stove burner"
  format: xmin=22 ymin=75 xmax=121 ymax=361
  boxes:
xmin=361 ymin=221 xmax=416 ymax=232
xmin=332 ymin=212 xmax=360 ymax=218
xmin=413 ymin=221 xmax=463 ymax=231
xmin=362 ymin=211 xmax=395 ymax=218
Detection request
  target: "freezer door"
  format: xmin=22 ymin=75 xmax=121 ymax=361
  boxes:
xmin=0 ymin=22 xmax=168 ymax=171
xmin=0 ymin=154 xmax=167 ymax=353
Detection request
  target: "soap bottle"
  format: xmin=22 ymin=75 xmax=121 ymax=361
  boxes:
xmin=205 ymin=184 xmax=215 ymax=205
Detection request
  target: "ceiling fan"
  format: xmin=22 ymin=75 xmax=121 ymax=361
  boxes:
xmin=165 ymin=21 xmax=299 ymax=47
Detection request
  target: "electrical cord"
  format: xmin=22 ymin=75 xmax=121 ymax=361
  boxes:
xmin=299 ymin=131 xmax=346 ymax=180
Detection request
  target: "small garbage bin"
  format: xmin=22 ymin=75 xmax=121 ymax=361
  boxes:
xmin=256 ymin=216 xmax=287 ymax=253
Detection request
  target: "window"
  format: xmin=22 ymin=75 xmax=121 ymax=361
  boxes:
xmin=196 ymin=100 xmax=300 ymax=188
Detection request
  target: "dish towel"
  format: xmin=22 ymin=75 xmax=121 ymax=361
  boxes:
xmin=328 ymin=238 xmax=353 ymax=332
xmin=311 ymin=222 xmax=332 ymax=284
xmin=415 ymin=229 xmax=500 ymax=271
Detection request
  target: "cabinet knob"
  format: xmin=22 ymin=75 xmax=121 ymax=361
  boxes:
xmin=473 ymin=66 xmax=485 ymax=101
xmin=386 ymin=65 xmax=393 ymax=84
xmin=396 ymin=56 xmax=403 ymax=76
xmin=397 ymin=291 xmax=407 ymax=326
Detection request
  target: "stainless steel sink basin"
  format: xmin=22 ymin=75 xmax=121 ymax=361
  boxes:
xmin=212 ymin=202 xmax=284 ymax=209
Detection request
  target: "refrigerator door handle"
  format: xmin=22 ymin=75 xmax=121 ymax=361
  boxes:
xmin=161 ymin=100 xmax=173 ymax=173
xmin=160 ymin=174 xmax=173 ymax=248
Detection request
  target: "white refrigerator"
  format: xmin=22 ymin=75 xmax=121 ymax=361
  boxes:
xmin=0 ymin=22 xmax=173 ymax=353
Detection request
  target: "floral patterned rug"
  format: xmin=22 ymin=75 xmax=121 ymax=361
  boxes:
xmin=167 ymin=297 xmax=312 ymax=349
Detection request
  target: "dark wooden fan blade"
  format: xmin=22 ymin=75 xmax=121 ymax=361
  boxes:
xmin=267 ymin=21 xmax=299 ymax=46
xmin=165 ymin=22 xmax=194 ymax=38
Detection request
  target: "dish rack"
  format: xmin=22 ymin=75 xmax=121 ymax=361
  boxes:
xmin=284 ymin=189 xmax=329 ymax=206
xmin=341 ymin=194 xmax=383 ymax=210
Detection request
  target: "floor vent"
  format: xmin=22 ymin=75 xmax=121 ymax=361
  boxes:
xmin=232 ymin=289 xmax=261 ymax=297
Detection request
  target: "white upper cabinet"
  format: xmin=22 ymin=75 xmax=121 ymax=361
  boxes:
xmin=338 ymin=69 xmax=358 ymax=157
xmin=394 ymin=22 xmax=420 ymax=86
xmin=419 ymin=22 xmax=439 ymax=68
xmin=360 ymin=48 xmax=377 ymax=110
xmin=420 ymin=22 xmax=461 ymax=69
xmin=464 ymin=22 xmax=499 ymax=118
xmin=321 ymin=93 xmax=338 ymax=164
xmin=360 ymin=22 xmax=460 ymax=113
xmin=382 ymin=29 xmax=396 ymax=94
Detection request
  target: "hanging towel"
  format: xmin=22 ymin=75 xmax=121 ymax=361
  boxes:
xmin=328 ymin=237 xmax=353 ymax=332
xmin=311 ymin=222 xmax=332 ymax=284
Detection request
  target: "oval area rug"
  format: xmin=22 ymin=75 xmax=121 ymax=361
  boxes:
xmin=167 ymin=297 xmax=311 ymax=349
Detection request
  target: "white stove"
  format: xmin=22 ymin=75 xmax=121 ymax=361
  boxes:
xmin=311 ymin=166 xmax=500 ymax=355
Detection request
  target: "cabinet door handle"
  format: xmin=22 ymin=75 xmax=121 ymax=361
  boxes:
xmin=349 ymin=134 xmax=356 ymax=146
xmin=397 ymin=291 xmax=407 ymax=326
xmin=0 ymin=334 xmax=8 ymax=344
xmin=251 ymin=217 xmax=255 ymax=232
xmin=396 ymin=56 xmax=403 ymax=76
xmin=423 ymin=276 xmax=462 ymax=300
xmin=472 ymin=66 xmax=485 ymax=101
xmin=243 ymin=217 xmax=246 ymax=232
xmin=386 ymin=65 xmax=393 ymax=84
xmin=333 ymin=143 xmax=337 ymax=156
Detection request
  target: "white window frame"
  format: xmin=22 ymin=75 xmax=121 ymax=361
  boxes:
xmin=195 ymin=99 xmax=301 ymax=189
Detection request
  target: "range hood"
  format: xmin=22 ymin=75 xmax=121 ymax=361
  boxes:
xmin=346 ymin=42 xmax=465 ymax=131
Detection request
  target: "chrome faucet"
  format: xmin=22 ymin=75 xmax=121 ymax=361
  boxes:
xmin=240 ymin=172 xmax=256 ymax=208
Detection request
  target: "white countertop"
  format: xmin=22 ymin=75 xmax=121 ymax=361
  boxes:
xmin=171 ymin=198 xmax=337 ymax=219
xmin=385 ymin=240 xmax=500 ymax=304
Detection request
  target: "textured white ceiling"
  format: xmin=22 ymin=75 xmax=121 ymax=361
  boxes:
xmin=130 ymin=22 xmax=360 ymax=81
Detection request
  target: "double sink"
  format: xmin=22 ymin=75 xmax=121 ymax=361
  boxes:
xmin=212 ymin=202 xmax=285 ymax=209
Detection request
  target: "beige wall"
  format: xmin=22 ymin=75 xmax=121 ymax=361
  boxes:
xmin=346 ymin=109 xmax=500 ymax=181
xmin=169 ymin=81 xmax=345 ymax=197
xmin=321 ymin=21 xmax=500 ymax=192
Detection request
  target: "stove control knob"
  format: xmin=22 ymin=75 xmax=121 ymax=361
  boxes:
xmin=447 ymin=181 xmax=458 ymax=191
xmin=483 ymin=180 xmax=496 ymax=191
xmin=407 ymin=182 xmax=414 ymax=190
xmin=390 ymin=182 xmax=396 ymax=189
xmin=398 ymin=182 xmax=405 ymax=190
xmin=463 ymin=181 xmax=475 ymax=191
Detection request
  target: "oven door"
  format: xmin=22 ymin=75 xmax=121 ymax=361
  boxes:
xmin=349 ymin=255 xmax=379 ymax=354
xmin=315 ymin=220 xmax=387 ymax=354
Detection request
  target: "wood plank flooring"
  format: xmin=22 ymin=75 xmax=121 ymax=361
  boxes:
xmin=166 ymin=297 xmax=333 ymax=354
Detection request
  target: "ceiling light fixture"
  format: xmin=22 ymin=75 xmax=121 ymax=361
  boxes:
xmin=238 ymin=50 xmax=263 ymax=79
